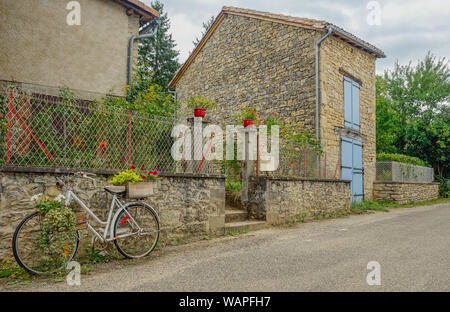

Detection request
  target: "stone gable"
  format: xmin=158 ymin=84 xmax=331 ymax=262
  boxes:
xmin=176 ymin=14 xmax=322 ymax=130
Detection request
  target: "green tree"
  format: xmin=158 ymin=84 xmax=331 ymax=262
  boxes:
xmin=137 ymin=0 xmax=180 ymax=90
xmin=375 ymin=75 xmax=400 ymax=153
xmin=376 ymin=52 xmax=450 ymax=177
xmin=192 ymin=16 xmax=216 ymax=48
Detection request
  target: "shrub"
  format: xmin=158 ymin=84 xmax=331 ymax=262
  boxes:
xmin=226 ymin=180 xmax=242 ymax=192
xmin=376 ymin=153 xmax=430 ymax=167
xmin=436 ymin=176 xmax=450 ymax=198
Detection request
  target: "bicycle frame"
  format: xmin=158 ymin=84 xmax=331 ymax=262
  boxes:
xmin=65 ymin=190 xmax=143 ymax=243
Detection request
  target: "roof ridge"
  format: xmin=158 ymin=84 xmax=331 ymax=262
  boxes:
xmin=221 ymin=6 xmax=384 ymax=57
xmin=169 ymin=7 xmax=385 ymax=88
xmin=222 ymin=6 xmax=328 ymax=29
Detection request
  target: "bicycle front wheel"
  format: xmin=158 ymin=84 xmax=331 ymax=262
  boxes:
xmin=113 ymin=203 xmax=160 ymax=259
xmin=12 ymin=212 xmax=80 ymax=275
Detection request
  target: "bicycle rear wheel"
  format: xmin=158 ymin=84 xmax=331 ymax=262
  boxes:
xmin=113 ymin=203 xmax=159 ymax=259
xmin=12 ymin=212 xmax=79 ymax=275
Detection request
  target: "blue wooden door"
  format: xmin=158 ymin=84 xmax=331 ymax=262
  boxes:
xmin=341 ymin=137 xmax=363 ymax=203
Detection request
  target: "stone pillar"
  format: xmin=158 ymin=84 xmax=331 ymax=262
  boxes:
xmin=185 ymin=117 xmax=212 ymax=173
xmin=241 ymin=126 xmax=257 ymax=203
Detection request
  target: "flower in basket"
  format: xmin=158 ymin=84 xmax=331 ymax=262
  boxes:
xmin=31 ymin=194 xmax=65 ymax=215
xmin=109 ymin=166 xmax=161 ymax=186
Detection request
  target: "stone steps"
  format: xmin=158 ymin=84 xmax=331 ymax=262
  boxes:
xmin=225 ymin=210 xmax=248 ymax=223
xmin=224 ymin=220 xmax=266 ymax=233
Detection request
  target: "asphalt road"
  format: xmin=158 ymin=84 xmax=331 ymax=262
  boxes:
xmin=5 ymin=202 xmax=450 ymax=292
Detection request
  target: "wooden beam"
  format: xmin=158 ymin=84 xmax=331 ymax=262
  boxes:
xmin=339 ymin=68 xmax=363 ymax=86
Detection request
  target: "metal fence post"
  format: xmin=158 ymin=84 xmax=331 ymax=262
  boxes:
xmin=6 ymin=89 xmax=12 ymax=164
xmin=241 ymin=126 xmax=256 ymax=203
xmin=256 ymin=133 xmax=259 ymax=176
xmin=128 ymin=110 xmax=132 ymax=165
xmin=303 ymin=149 xmax=307 ymax=177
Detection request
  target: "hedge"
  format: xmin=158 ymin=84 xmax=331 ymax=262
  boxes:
xmin=376 ymin=153 xmax=431 ymax=167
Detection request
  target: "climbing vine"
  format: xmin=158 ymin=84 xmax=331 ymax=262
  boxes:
xmin=31 ymin=194 xmax=77 ymax=268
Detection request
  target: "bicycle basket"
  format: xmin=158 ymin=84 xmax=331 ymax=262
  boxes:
xmin=126 ymin=181 xmax=154 ymax=199
xmin=75 ymin=212 xmax=87 ymax=230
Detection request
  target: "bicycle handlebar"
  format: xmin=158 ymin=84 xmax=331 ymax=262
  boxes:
xmin=57 ymin=171 xmax=97 ymax=189
xmin=73 ymin=171 xmax=97 ymax=178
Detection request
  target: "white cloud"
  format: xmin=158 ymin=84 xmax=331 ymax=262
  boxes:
xmin=170 ymin=13 xmax=202 ymax=63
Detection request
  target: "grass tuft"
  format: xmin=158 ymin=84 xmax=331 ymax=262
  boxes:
xmin=351 ymin=197 xmax=450 ymax=214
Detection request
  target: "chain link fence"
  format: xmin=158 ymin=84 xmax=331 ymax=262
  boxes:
xmin=260 ymin=144 xmax=334 ymax=179
xmin=376 ymin=161 xmax=434 ymax=183
xmin=0 ymin=82 xmax=222 ymax=175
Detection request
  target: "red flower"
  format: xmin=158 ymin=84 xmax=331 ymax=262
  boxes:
xmin=73 ymin=137 xmax=82 ymax=146
xmin=121 ymin=157 xmax=126 ymax=163
xmin=142 ymin=175 xmax=147 ymax=180
xmin=129 ymin=165 xmax=136 ymax=170
xmin=152 ymin=171 xmax=158 ymax=175
xmin=141 ymin=167 xmax=145 ymax=172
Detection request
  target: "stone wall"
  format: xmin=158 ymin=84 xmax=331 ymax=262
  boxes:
xmin=0 ymin=170 xmax=225 ymax=261
xmin=373 ymin=182 xmax=439 ymax=204
xmin=246 ymin=176 xmax=351 ymax=224
xmin=0 ymin=0 xmax=139 ymax=96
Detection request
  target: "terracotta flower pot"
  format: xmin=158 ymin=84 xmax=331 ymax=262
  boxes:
xmin=243 ymin=119 xmax=254 ymax=127
xmin=194 ymin=108 xmax=206 ymax=118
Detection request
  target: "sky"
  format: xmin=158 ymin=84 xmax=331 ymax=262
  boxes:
xmin=144 ymin=0 xmax=450 ymax=74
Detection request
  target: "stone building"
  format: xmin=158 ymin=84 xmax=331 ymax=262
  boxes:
xmin=0 ymin=0 xmax=159 ymax=96
xmin=169 ymin=7 xmax=385 ymax=202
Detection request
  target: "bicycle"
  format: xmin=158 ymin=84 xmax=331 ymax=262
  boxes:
xmin=12 ymin=171 xmax=160 ymax=275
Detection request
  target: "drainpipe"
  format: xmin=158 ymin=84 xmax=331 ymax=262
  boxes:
xmin=314 ymin=26 xmax=334 ymax=143
xmin=127 ymin=19 xmax=160 ymax=86
xmin=168 ymin=90 xmax=177 ymax=124
xmin=168 ymin=90 xmax=177 ymax=102
xmin=314 ymin=26 xmax=334 ymax=174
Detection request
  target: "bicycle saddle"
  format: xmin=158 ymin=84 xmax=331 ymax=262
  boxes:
xmin=104 ymin=185 xmax=126 ymax=195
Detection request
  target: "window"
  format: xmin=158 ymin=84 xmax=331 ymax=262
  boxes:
xmin=344 ymin=76 xmax=360 ymax=131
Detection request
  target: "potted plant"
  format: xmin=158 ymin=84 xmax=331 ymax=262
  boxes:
xmin=234 ymin=107 xmax=261 ymax=127
xmin=186 ymin=95 xmax=216 ymax=118
xmin=109 ymin=165 xmax=161 ymax=199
